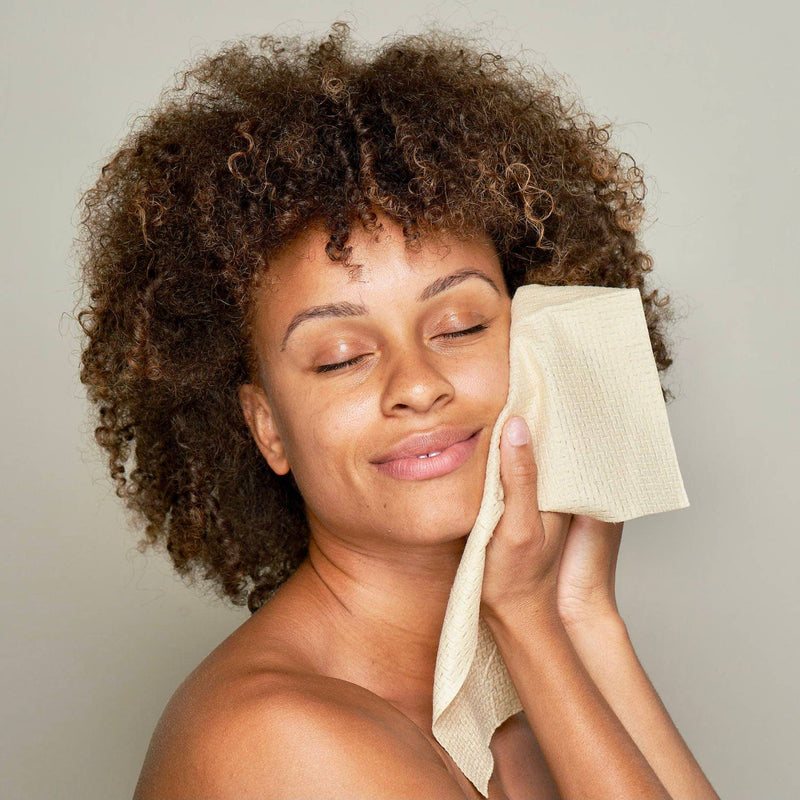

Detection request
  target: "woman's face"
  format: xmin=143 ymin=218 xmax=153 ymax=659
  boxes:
xmin=239 ymin=214 xmax=512 ymax=551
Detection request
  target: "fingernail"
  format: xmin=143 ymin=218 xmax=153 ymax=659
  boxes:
xmin=506 ymin=415 xmax=529 ymax=446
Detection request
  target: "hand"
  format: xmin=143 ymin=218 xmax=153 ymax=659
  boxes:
xmin=480 ymin=415 xmax=572 ymax=623
xmin=556 ymin=513 xmax=624 ymax=629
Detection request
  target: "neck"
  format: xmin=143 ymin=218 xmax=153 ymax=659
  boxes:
xmin=282 ymin=532 xmax=466 ymax=725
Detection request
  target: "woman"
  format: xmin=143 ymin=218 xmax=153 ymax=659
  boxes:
xmin=77 ymin=22 xmax=719 ymax=799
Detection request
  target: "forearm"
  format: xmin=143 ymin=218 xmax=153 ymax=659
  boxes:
xmin=485 ymin=607 xmax=671 ymax=800
xmin=564 ymin=613 xmax=719 ymax=800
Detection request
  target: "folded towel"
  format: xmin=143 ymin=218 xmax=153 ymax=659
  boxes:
xmin=431 ymin=283 xmax=690 ymax=797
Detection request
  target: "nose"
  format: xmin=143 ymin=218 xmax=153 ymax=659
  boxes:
xmin=379 ymin=345 xmax=455 ymax=416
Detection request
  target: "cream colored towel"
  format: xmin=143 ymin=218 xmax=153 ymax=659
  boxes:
xmin=431 ymin=283 xmax=690 ymax=797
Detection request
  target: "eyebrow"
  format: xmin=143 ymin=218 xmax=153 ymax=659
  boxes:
xmin=279 ymin=268 xmax=501 ymax=351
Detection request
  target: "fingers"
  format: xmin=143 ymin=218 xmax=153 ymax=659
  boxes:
xmin=498 ymin=415 xmax=543 ymax=545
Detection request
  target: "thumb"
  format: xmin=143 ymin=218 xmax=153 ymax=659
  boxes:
xmin=498 ymin=415 xmax=542 ymax=541
xmin=502 ymin=414 xmax=537 ymax=484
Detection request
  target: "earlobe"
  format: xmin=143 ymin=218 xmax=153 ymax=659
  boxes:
xmin=237 ymin=383 xmax=292 ymax=475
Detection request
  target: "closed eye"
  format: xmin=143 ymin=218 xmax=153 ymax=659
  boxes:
xmin=315 ymin=355 xmax=368 ymax=373
xmin=314 ymin=323 xmax=489 ymax=374
xmin=437 ymin=323 xmax=488 ymax=340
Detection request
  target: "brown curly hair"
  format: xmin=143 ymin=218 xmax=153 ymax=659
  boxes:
xmin=75 ymin=21 xmax=676 ymax=612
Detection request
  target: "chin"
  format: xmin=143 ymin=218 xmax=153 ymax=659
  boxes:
xmin=401 ymin=505 xmax=480 ymax=544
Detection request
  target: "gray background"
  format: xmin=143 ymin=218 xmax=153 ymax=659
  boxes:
xmin=2 ymin=0 xmax=797 ymax=797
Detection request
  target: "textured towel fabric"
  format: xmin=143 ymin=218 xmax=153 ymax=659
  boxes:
xmin=430 ymin=283 xmax=690 ymax=797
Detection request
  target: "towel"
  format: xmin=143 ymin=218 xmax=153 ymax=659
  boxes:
xmin=430 ymin=283 xmax=690 ymax=797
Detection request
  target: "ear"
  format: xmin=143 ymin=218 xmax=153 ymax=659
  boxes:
xmin=238 ymin=383 xmax=291 ymax=475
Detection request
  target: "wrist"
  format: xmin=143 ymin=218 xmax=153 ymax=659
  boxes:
xmin=481 ymin=597 xmax=566 ymax=643
xmin=559 ymin=598 xmax=624 ymax=632
xmin=561 ymin=609 xmax=630 ymax=647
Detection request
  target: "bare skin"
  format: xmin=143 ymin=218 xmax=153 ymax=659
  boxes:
xmin=133 ymin=213 xmax=719 ymax=799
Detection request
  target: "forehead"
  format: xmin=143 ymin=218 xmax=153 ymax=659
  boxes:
xmin=261 ymin=218 xmax=503 ymax=296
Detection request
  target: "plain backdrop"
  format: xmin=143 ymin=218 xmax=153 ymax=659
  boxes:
xmin=1 ymin=0 xmax=798 ymax=797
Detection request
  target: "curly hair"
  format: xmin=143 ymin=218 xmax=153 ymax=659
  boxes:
xmin=75 ymin=21 xmax=676 ymax=612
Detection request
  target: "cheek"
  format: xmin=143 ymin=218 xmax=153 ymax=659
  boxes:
xmin=458 ymin=334 xmax=511 ymax=409
xmin=283 ymin=397 xmax=375 ymax=527
xmin=286 ymin=391 xmax=372 ymax=474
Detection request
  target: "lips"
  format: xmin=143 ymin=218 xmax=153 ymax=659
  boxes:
xmin=373 ymin=430 xmax=482 ymax=480
xmin=371 ymin=425 xmax=480 ymax=464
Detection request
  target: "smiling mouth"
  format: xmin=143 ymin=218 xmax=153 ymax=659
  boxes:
xmin=373 ymin=430 xmax=481 ymax=480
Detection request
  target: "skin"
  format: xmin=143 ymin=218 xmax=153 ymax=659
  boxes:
xmin=238 ymin=215 xmax=514 ymax=727
xmin=479 ymin=421 xmax=719 ymax=799
xmin=133 ymin=211 xmax=719 ymax=799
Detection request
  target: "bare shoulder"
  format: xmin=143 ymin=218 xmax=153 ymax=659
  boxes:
xmin=133 ymin=668 xmax=465 ymax=800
